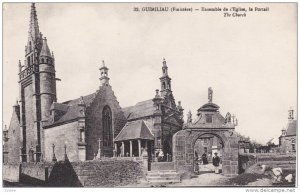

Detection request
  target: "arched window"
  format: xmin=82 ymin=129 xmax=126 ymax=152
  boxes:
xmin=162 ymin=82 xmax=166 ymax=89
xmin=102 ymin=106 xmax=112 ymax=147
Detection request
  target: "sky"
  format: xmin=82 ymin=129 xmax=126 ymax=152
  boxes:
xmin=3 ymin=3 xmax=297 ymax=144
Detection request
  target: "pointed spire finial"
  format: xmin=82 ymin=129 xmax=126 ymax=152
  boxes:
xmin=102 ymin=60 xmax=105 ymax=67
xmin=28 ymin=2 xmax=40 ymax=40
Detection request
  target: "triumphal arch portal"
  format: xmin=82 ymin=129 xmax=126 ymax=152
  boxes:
xmin=172 ymin=88 xmax=240 ymax=176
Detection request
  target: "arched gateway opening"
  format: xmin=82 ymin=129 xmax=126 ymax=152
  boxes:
xmin=173 ymin=129 xmax=240 ymax=176
xmin=193 ymin=133 xmax=224 ymax=173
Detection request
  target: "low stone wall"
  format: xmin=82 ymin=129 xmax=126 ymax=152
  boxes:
xmin=70 ymin=159 xmax=144 ymax=187
xmin=20 ymin=162 xmax=54 ymax=185
xmin=3 ymin=164 xmax=20 ymax=182
xmin=151 ymin=162 xmax=174 ymax=171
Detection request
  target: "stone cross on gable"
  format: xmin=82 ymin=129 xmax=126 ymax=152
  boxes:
xmin=208 ymin=87 xmax=213 ymax=103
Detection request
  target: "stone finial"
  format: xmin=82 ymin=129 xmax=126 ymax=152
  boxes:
xmin=208 ymin=87 xmax=213 ymax=103
xmin=155 ymin=89 xmax=160 ymax=97
xmin=225 ymin=112 xmax=231 ymax=124
xmin=18 ymin=60 xmax=22 ymax=73
xmin=162 ymin=58 xmax=167 ymax=67
xmin=177 ymin=101 xmax=183 ymax=112
xmin=79 ymin=96 xmax=84 ymax=105
xmin=187 ymin=110 xmax=192 ymax=123
xmin=102 ymin=60 xmax=105 ymax=67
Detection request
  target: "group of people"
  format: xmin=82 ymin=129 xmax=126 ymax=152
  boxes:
xmin=195 ymin=152 xmax=221 ymax=174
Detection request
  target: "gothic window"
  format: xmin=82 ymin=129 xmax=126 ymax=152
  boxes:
xmin=102 ymin=106 xmax=112 ymax=147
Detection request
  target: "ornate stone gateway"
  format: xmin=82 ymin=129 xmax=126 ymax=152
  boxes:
xmin=173 ymin=129 xmax=240 ymax=176
xmin=172 ymin=88 xmax=240 ymax=176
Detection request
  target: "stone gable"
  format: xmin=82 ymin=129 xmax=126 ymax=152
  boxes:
xmin=85 ymin=85 xmax=127 ymax=160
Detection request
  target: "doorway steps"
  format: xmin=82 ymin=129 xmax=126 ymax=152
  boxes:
xmin=146 ymin=170 xmax=181 ymax=184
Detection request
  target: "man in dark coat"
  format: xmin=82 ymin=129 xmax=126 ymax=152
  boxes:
xmin=212 ymin=152 xmax=220 ymax=173
xmin=201 ymin=153 xmax=208 ymax=165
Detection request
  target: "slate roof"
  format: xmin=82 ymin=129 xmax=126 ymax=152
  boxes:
xmin=114 ymin=120 xmax=154 ymax=141
xmin=50 ymin=102 xmax=69 ymax=112
xmin=286 ymin=120 xmax=297 ymax=136
xmin=44 ymin=93 xmax=96 ymax=127
xmin=122 ymin=99 xmax=156 ymax=120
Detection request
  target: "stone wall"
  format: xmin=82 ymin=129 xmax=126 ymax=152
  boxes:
xmin=20 ymin=162 xmax=54 ymax=185
xmin=85 ymin=85 xmax=127 ymax=160
xmin=44 ymin=121 xmax=79 ymax=161
xmin=70 ymin=160 xmax=144 ymax=187
xmin=151 ymin=162 xmax=174 ymax=171
xmin=238 ymin=154 xmax=257 ymax=174
xmin=3 ymin=164 xmax=20 ymax=182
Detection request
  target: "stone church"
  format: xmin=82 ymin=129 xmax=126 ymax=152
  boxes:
xmin=3 ymin=3 xmax=184 ymax=163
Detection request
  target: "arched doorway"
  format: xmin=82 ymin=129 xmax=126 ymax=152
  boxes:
xmin=193 ymin=133 xmax=224 ymax=173
xmin=173 ymin=129 xmax=240 ymax=176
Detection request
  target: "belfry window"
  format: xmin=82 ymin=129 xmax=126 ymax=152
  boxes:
xmin=162 ymin=82 xmax=166 ymax=89
xmin=102 ymin=106 xmax=112 ymax=147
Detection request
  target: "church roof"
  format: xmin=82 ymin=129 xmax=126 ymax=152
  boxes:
xmin=122 ymin=99 xmax=156 ymax=120
xmin=44 ymin=93 xmax=96 ymax=127
xmin=50 ymin=102 xmax=69 ymax=112
xmin=114 ymin=120 xmax=154 ymax=141
xmin=286 ymin=120 xmax=297 ymax=136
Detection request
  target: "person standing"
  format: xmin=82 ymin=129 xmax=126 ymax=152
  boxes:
xmin=212 ymin=152 xmax=220 ymax=174
xmin=201 ymin=152 xmax=208 ymax=165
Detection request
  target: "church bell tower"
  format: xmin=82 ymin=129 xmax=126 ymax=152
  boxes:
xmin=19 ymin=3 xmax=57 ymax=162
xmin=160 ymin=58 xmax=172 ymax=98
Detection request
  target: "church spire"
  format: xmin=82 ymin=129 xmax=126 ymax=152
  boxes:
xmin=160 ymin=58 xmax=172 ymax=97
xmin=99 ymin=60 xmax=110 ymax=86
xmin=29 ymin=3 xmax=40 ymax=41
xmin=26 ymin=3 xmax=43 ymax=56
